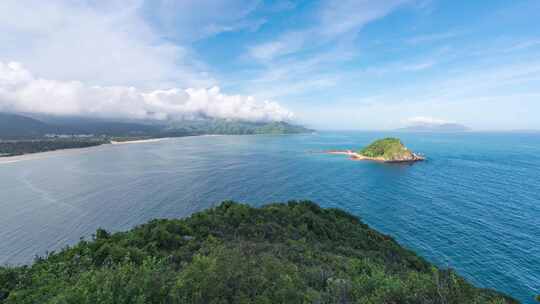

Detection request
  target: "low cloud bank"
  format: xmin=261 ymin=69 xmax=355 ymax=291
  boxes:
xmin=0 ymin=61 xmax=294 ymax=122
xmin=405 ymin=116 xmax=455 ymax=125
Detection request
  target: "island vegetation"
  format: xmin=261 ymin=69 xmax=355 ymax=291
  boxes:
xmin=329 ymin=137 xmax=424 ymax=163
xmin=358 ymin=137 xmax=423 ymax=162
xmin=0 ymin=201 xmax=516 ymax=303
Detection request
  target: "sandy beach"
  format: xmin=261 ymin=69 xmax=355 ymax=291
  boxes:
xmin=110 ymin=138 xmax=171 ymax=145
xmin=0 ymin=145 xmax=106 ymax=165
xmin=0 ymin=159 xmax=24 ymax=165
xmin=0 ymin=138 xmax=174 ymax=165
xmin=327 ymin=150 xmax=386 ymax=162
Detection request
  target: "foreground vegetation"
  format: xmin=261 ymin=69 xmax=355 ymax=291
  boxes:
xmin=0 ymin=201 xmax=516 ymax=303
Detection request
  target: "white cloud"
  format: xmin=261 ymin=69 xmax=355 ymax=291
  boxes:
xmin=299 ymin=59 xmax=540 ymax=130
xmin=248 ymin=31 xmax=310 ymax=61
xmin=241 ymin=0 xmax=410 ymax=101
xmin=405 ymin=116 xmax=454 ymax=125
xmin=265 ymin=1 xmax=297 ymax=12
xmin=141 ymin=0 xmax=262 ymax=42
xmin=0 ymin=61 xmax=294 ymax=122
xmin=0 ymin=0 xmax=213 ymax=89
xmin=248 ymin=42 xmax=289 ymax=62
xmin=364 ymin=59 xmax=438 ymax=75
xmin=318 ymin=0 xmax=408 ymax=37
xmin=405 ymin=31 xmax=462 ymax=45
xmin=248 ymin=0 xmax=408 ymax=62
xmin=503 ymin=40 xmax=540 ymax=53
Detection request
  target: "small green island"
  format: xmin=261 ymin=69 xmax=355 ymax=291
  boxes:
xmin=329 ymin=137 xmax=425 ymax=163
xmin=0 ymin=201 xmax=516 ymax=303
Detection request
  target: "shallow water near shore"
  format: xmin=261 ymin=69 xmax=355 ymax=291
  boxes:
xmin=0 ymin=132 xmax=539 ymax=302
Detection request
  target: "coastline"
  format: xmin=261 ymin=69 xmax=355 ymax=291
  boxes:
xmin=110 ymin=137 xmax=171 ymax=145
xmin=327 ymin=150 xmax=425 ymax=163
xmin=0 ymin=132 xmax=309 ymax=164
xmin=0 ymin=144 xmax=108 ymax=165
xmin=0 ymin=137 xmax=174 ymax=165
xmin=327 ymin=150 xmax=386 ymax=162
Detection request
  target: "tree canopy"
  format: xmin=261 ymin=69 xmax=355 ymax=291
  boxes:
xmin=359 ymin=137 xmax=415 ymax=160
xmin=0 ymin=201 xmax=516 ymax=304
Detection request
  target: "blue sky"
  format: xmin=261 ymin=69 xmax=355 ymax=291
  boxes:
xmin=1 ymin=0 xmax=539 ymax=130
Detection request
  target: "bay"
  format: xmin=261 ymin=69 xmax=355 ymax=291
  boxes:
xmin=1 ymin=132 xmax=539 ymax=302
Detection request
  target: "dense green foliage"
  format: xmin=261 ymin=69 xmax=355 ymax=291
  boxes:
xmin=0 ymin=139 xmax=107 ymax=157
xmin=359 ymin=138 xmax=414 ymax=160
xmin=166 ymin=120 xmax=312 ymax=135
xmin=253 ymin=121 xmax=312 ymax=134
xmin=0 ymin=201 xmax=515 ymax=303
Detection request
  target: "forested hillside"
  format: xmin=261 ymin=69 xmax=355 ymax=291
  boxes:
xmin=0 ymin=201 xmax=516 ymax=304
xmin=0 ymin=112 xmax=312 ymax=139
xmin=0 ymin=113 xmax=60 ymax=138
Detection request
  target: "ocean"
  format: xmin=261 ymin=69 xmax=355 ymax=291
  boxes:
xmin=0 ymin=132 xmax=538 ymax=302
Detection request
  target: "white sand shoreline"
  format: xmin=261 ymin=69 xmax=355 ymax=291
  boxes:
xmin=0 ymin=137 xmax=174 ymax=165
xmin=327 ymin=150 xmax=386 ymax=162
xmin=0 ymin=145 xmax=105 ymax=165
xmin=110 ymin=138 xmax=171 ymax=145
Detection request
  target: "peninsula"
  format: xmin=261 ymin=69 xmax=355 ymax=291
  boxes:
xmin=329 ymin=137 xmax=425 ymax=163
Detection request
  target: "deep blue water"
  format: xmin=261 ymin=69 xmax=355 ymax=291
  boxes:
xmin=0 ymin=132 xmax=539 ymax=302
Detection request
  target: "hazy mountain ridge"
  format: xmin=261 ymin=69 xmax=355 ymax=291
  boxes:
xmin=397 ymin=122 xmax=470 ymax=132
xmin=0 ymin=113 xmax=64 ymax=138
xmin=0 ymin=113 xmax=312 ymax=139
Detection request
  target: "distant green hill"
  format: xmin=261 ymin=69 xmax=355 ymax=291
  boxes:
xmin=0 ymin=113 xmax=60 ymax=138
xmin=359 ymin=138 xmax=422 ymax=162
xmin=398 ymin=123 xmax=470 ymax=132
xmin=0 ymin=201 xmax=516 ymax=303
xmin=0 ymin=113 xmax=164 ymax=139
xmin=254 ymin=121 xmax=313 ymax=134
xmin=164 ymin=119 xmax=312 ymax=135
xmin=0 ymin=113 xmax=312 ymax=157
xmin=0 ymin=113 xmax=312 ymax=139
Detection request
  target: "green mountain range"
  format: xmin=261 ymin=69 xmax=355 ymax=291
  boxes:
xmin=0 ymin=113 xmax=312 ymax=139
xmin=0 ymin=113 xmax=62 ymax=138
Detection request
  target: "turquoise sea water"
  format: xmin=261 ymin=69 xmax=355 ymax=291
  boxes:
xmin=0 ymin=132 xmax=539 ymax=302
